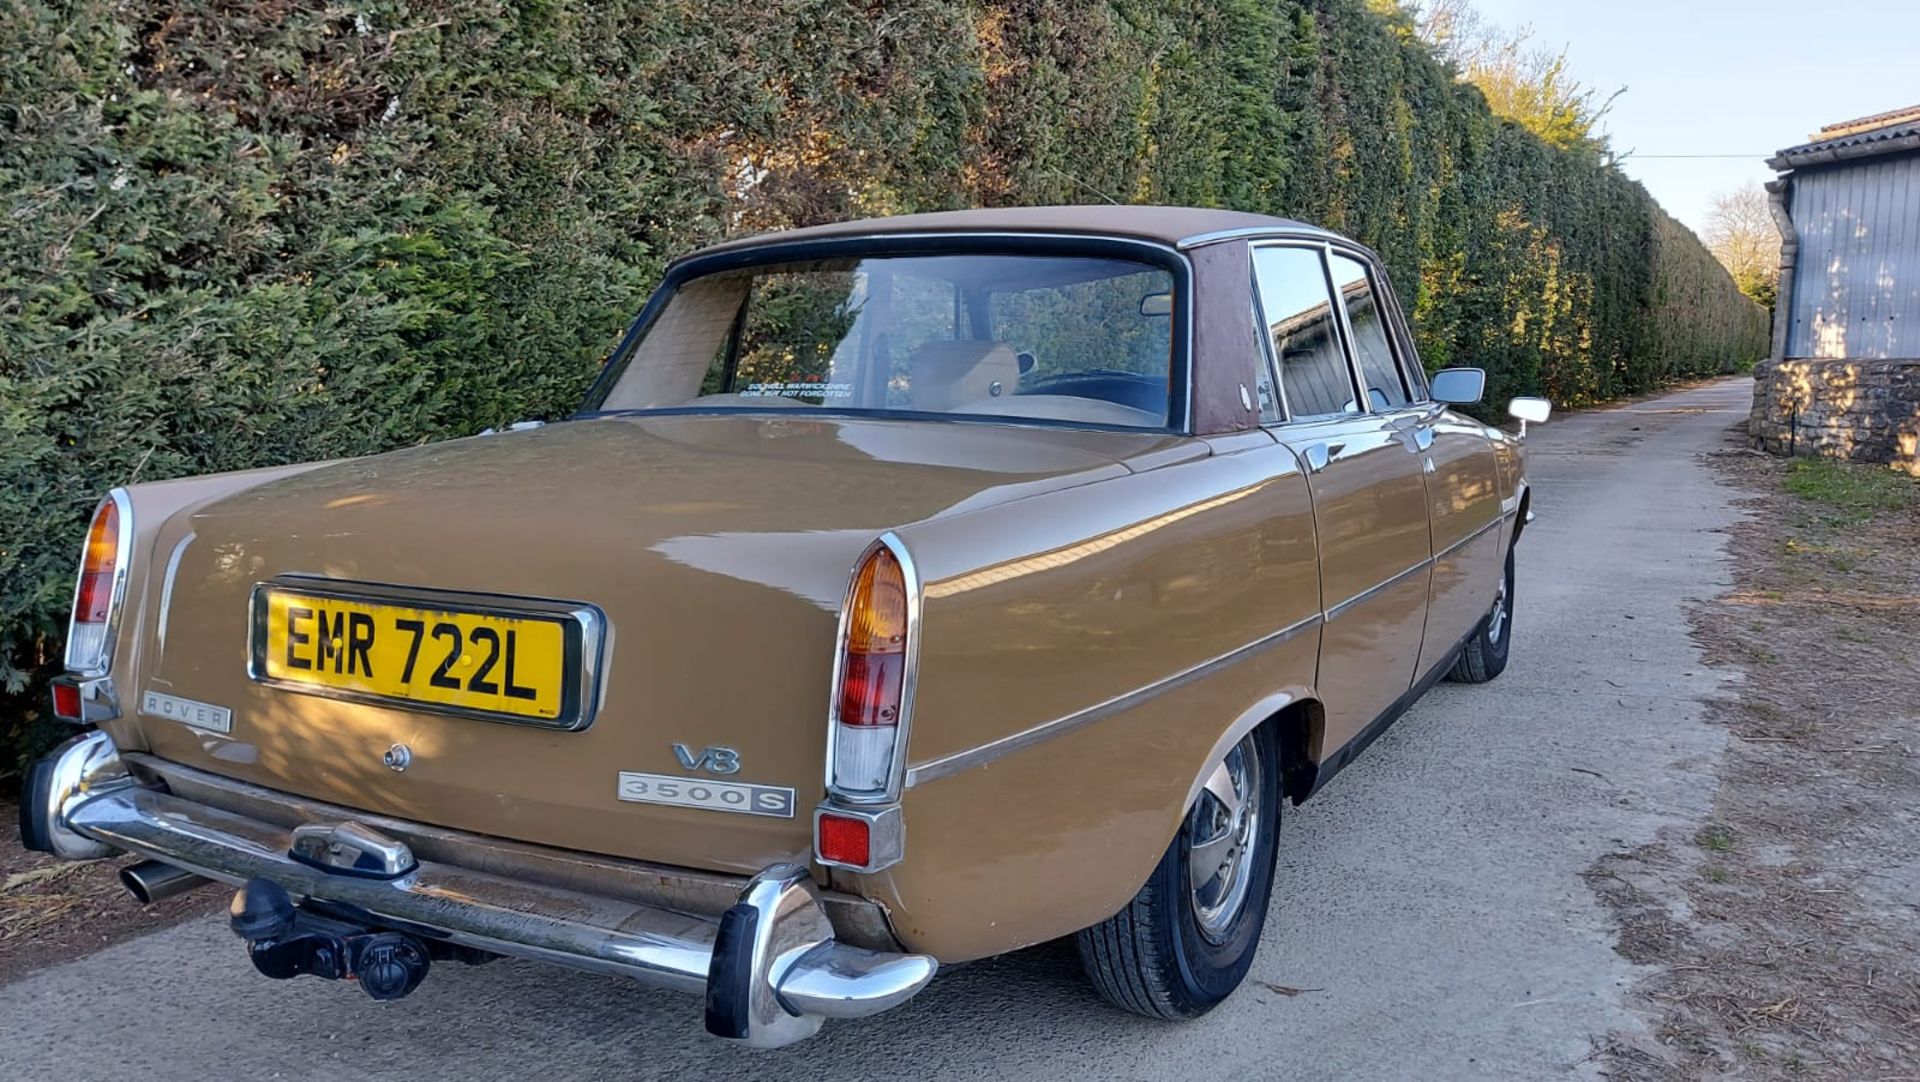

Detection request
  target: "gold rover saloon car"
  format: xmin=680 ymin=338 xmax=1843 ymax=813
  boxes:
xmin=24 ymin=206 xmax=1548 ymax=1046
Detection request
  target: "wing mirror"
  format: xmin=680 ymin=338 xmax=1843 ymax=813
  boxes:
xmin=1508 ymin=396 xmax=1551 ymax=437
xmin=1139 ymin=292 xmax=1173 ymax=317
xmin=1429 ymin=367 xmax=1485 ymax=405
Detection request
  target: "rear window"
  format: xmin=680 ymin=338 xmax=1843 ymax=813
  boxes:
xmin=591 ymin=253 xmax=1177 ymax=430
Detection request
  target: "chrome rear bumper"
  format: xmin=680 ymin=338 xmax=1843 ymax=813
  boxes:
xmin=27 ymin=731 xmax=935 ymax=1047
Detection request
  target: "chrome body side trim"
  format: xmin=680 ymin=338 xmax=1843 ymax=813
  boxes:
xmin=1323 ymin=558 xmax=1431 ymax=624
xmin=63 ymin=487 xmax=134 ymax=675
xmin=1433 ymin=511 xmax=1510 ymax=562
xmin=823 ymin=532 xmax=923 ymax=805
xmin=40 ymin=734 xmax=935 ymax=1049
xmin=1321 ymin=506 xmax=1518 ymax=622
xmin=154 ymin=530 xmax=195 ymax=657
xmin=904 ymin=612 xmax=1322 ymax=788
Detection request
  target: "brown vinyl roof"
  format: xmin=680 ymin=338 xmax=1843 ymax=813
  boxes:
xmin=687 ymin=205 xmax=1325 ymax=259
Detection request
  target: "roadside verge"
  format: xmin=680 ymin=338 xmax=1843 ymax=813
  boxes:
xmin=1593 ymin=430 xmax=1920 ymax=1077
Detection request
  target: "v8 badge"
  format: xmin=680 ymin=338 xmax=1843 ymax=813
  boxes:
xmin=671 ymin=744 xmax=740 ymax=775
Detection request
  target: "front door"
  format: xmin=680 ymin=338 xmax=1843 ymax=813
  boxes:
xmin=1252 ymin=244 xmax=1433 ymax=753
xmin=1409 ymin=407 xmax=1505 ymax=675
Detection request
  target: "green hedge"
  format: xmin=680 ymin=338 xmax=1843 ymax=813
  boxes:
xmin=0 ymin=0 xmax=1767 ymax=777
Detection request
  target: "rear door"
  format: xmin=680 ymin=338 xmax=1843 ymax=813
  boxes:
xmin=1251 ymin=243 xmax=1433 ymax=754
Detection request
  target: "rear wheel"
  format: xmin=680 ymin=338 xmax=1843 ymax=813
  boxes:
xmin=1448 ymin=545 xmax=1515 ymax=683
xmin=1075 ymin=723 xmax=1281 ymax=1019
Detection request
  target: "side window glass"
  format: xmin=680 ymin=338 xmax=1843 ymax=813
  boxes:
xmin=1251 ymin=247 xmax=1358 ymax=418
xmin=1252 ymin=357 xmax=1281 ymax=423
xmin=1327 ymin=253 xmax=1408 ymax=410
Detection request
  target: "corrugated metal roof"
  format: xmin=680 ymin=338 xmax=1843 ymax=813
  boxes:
xmin=1813 ymin=105 xmax=1920 ymax=139
xmin=1771 ymin=106 xmax=1920 ymax=171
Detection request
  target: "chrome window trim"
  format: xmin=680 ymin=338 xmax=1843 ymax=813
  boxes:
xmin=1369 ymin=259 xmax=1433 ymax=402
xmin=1247 ymin=240 xmax=1371 ymax=424
xmin=1324 ymin=246 xmax=1416 ymax=410
xmin=1235 ymin=234 xmax=1430 ymax=415
xmin=1177 ymin=225 xmax=1338 ymax=250
xmin=243 ymin=575 xmax=608 ymax=733
xmin=1245 ymin=241 xmax=1296 ymax=422
xmin=584 ymin=231 xmax=1199 ymax=437
xmin=904 ymin=611 xmax=1321 ymax=788
xmin=64 ymin=487 xmax=135 ymax=676
xmin=824 ymin=532 xmax=923 ymax=805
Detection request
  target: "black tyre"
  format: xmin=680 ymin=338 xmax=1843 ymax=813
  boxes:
xmin=1075 ymin=723 xmax=1281 ymax=1019
xmin=1448 ymin=545 xmax=1514 ymax=683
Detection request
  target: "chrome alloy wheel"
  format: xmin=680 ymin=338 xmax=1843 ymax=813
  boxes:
xmin=1487 ymin=570 xmax=1510 ymax=645
xmin=1188 ymin=734 xmax=1263 ymax=943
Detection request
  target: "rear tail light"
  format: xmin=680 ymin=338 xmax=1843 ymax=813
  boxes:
xmin=826 ymin=537 xmax=918 ymax=803
xmin=64 ymin=492 xmax=130 ymax=675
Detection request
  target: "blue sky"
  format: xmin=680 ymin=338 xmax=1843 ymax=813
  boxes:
xmin=1467 ymin=0 xmax=1920 ymax=236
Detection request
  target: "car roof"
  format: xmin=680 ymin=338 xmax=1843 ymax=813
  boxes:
xmin=683 ymin=205 xmax=1333 ymax=260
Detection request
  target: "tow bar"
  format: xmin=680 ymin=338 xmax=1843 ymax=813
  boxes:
xmin=229 ymin=877 xmax=494 ymax=1001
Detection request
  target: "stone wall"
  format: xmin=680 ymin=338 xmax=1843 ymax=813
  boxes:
xmin=1750 ymin=358 xmax=1920 ymax=475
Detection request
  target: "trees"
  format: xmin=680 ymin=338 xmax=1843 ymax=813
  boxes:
xmin=0 ymin=0 xmax=1769 ymax=780
xmin=1399 ymin=0 xmax=1621 ymax=154
xmin=1704 ymin=183 xmax=1781 ymax=310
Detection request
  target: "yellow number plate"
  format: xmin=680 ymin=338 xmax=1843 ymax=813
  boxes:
xmin=255 ymin=587 xmax=582 ymax=726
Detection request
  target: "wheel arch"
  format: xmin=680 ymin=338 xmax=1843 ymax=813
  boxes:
xmin=1178 ymin=688 xmax=1325 ymax=815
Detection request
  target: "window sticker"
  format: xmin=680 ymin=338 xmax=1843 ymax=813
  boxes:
xmin=740 ymin=379 xmax=855 ymax=399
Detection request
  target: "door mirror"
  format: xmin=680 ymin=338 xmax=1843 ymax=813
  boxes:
xmin=1508 ymin=397 xmax=1551 ymax=425
xmin=1429 ymin=367 xmax=1486 ymax=405
xmin=1139 ymin=291 xmax=1173 ymax=317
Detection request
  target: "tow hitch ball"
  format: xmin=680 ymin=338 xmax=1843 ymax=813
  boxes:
xmin=229 ymin=878 xmax=487 ymax=1001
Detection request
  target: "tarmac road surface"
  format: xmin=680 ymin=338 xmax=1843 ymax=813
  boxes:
xmin=0 ymin=378 xmax=1752 ymax=1080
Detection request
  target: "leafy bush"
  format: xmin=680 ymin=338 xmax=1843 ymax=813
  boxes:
xmin=0 ymin=0 xmax=1767 ymax=778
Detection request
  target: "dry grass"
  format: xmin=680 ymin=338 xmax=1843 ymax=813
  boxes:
xmin=1592 ymin=436 xmax=1920 ymax=1080
xmin=0 ymin=802 xmax=223 ymax=982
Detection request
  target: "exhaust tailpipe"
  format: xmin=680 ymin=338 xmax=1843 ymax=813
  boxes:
xmin=120 ymin=860 xmax=212 ymax=905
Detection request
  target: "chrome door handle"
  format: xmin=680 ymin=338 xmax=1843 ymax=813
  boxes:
xmin=1302 ymin=441 xmax=1346 ymax=473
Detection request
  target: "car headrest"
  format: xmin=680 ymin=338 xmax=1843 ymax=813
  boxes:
xmin=906 ymin=340 xmax=1021 ymax=412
